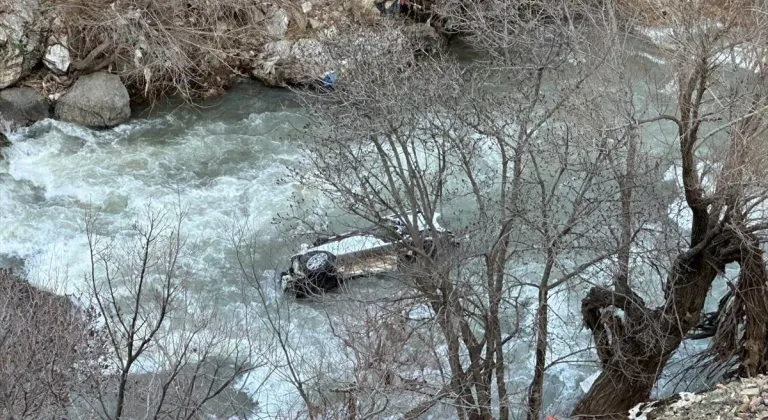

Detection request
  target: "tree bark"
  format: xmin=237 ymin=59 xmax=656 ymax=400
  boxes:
xmin=572 ymin=247 xmax=722 ymax=419
xmin=570 ymin=363 xmax=663 ymax=420
xmin=733 ymin=245 xmax=768 ymax=377
xmin=527 ymin=245 xmax=557 ymax=420
xmin=526 ymin=291 xmax=548 ymax=420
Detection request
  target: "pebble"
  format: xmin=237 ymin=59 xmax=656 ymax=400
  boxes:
xmin=751 ymin=397 xmax=762 ymax=412
xmin=739 ymin=402 xmax=751 ymax=413
xmin=624 ymin=375 xmax=768 ymax=418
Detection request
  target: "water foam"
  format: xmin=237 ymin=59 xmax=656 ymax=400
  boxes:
xmin=1 ymin=107 xmax=303 ymax=295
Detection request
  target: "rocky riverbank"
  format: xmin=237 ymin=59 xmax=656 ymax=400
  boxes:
xmin=629 ymin=375 xmax=768 ymax=420
xmin=0 ymin=0 xmax=441 ymax=132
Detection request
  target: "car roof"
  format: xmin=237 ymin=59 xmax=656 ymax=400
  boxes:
xmin=291 ymin=211 xmax=443 ymax=259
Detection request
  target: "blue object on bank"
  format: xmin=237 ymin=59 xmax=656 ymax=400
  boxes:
xmin=321 ymin=71 xmax=338 ymax=89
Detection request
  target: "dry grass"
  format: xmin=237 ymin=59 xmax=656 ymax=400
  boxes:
xmin=0 ymin=269 xmax=96 ymax=418
xmin=47 ymin=0 xmax=278 ymax=102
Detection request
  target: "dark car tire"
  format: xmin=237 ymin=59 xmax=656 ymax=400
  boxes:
xmin=292 ymin=251 xmax=340 ymax=298
xmin=302 ymin=251 xmax=336 ymax=274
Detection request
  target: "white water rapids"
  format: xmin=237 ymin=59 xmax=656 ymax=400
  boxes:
xmin=0 ymin=68 xmax=737 ymax=417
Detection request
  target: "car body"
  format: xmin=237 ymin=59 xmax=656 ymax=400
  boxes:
xmin=280 ymin=211 xmax=455 ymax=298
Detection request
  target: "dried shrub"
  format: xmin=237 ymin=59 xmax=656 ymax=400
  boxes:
xmin=0 ymin=269 xmax=97 ymax=419
xmin=50 ymin=0 xmax=275 ymax=101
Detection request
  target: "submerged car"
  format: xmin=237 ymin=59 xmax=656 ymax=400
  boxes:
xmin=280 ymin=211 xmax=456 ymax=298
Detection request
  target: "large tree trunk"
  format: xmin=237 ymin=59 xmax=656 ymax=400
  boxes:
xmin=573 ymin=51 xmax=732 ymax=418
xmin=570 ymin=363 xmax=663 ymax=419
xmin=737 ymin=248 xmax=768 ymax=377
xmin=707 ymin=242 xmax=768 ymax=378
xmin=572 ymin=247 xmax=723 ymax=419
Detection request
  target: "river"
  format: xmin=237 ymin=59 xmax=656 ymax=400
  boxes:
xmin=0 ymin=40 xmax=736 ymax=417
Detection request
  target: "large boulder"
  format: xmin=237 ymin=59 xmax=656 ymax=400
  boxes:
xmin=0 ymin=87 xmax=50 ymax=127
xmin=251 ymin=23 xmax=444 ymax=88
xmin=252 ymin=38 xmax=335 ymax=86
xmin=0 ymin=0 xmax=47 ymax=88
xmin=55 ymin=72 xmax=131 ymax=128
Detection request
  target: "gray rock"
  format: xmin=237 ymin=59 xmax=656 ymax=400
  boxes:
xmin=266 ymin=8 xmax=290 ymax=39
xmin=55 ymin=72 xmax=131 ymax=128
xmin=251 ymin=24 xmax=445 ymax=88
xmin=43 ymin=37 xmax=70 ymax=74
xmin=0 ymin=0 xmax=47 ymax=88
xmin=0 ymin=131 xmax=8 ymax=149
xmin=252 ymin=38 xmax=334 ymax=86
xmin=43 ymin=16 xmax=69 ymax=74
xmin=0 ymin=87 xmax=50 ymax=128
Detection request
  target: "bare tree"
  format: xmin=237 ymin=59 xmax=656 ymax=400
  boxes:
xmin=572 ymin=1 xmax=768 ymax=417
xmin=80 ymin=204 xmax=260 ymax=420
xmin=228 ymin=215 xmax=326 ymax=419
xmin=283 ymin=3 xmax=634 ymax=416
xmin=0 ymin=268 xmax=97 ymax=420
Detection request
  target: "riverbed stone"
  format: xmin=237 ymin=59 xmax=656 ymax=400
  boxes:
xmin=55 ymin=72 xmax=131 ymax=128
xmin=42 ymin=16 xmax=69 ymax=75
xmin=0 ymin=131 xmax=8 ymax=149
xmin=43 ymin=37 xmax=70 ymax=74
xmin=627 ymin=375 xmax=768 ymax=419
xmin=251 ymin=22 xmax=444 ymax=87
xmin=0 ymin=0 xmax=47 ymax=88
xmin=252 ymin=38 xmax=333 ymax=86
xmin=0 ymin=87 xmax=50 ymax=127
xmin=266 ymin=7 xmax=290 ymax=39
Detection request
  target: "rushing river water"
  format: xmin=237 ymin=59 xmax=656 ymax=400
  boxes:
xmin=0 ymin=85 xmax=304 ymax=289
xmin=0 ymin=38 xmax=739 ymax=417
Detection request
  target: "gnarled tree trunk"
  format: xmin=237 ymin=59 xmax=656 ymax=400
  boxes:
xmin=572 ymin=246 xmax=722 ymax=418
xmin=570 ymin=22 xmax=768 ymax=415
